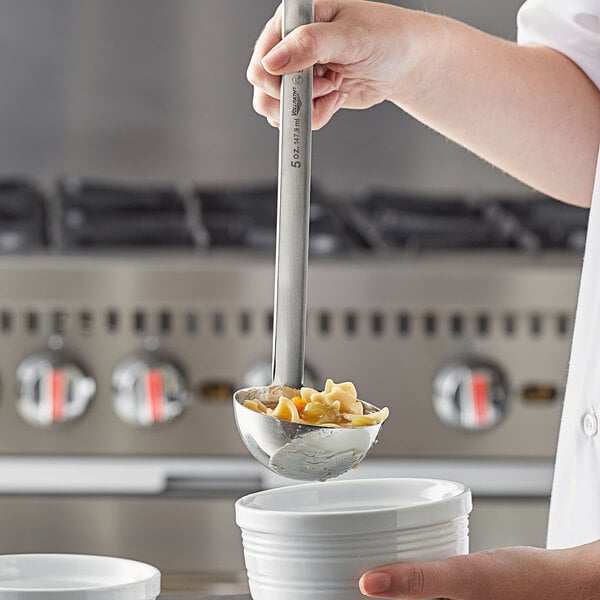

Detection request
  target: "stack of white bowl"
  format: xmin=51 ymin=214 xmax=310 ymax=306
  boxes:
xmin=236 ymin=478 xmax=472 ymax=600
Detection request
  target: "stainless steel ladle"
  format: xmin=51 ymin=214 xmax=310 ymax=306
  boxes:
xmin=233 ymin=0 xmax=385 ymax=481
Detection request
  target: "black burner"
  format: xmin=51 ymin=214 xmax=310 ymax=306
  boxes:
xmin=0 ymin=177 xmax=588 ymax=254
xmin=355 ymin=193 xmax=511 ymax=251
xmin=494 ymin=197 xmax=589 ymax=251
xmin=0 ymin=179 xmax=47 ymax=252
xmin=58 ymin=179 xmax=195 ymax=248
xmin=350 ymin=192 xmax=589 ymax=252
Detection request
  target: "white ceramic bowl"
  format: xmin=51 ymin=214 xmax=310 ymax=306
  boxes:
xmin=0 ymin=554 xmax=160 ymax=600
xmin=236 ymin=478 xmax=471 ymax=600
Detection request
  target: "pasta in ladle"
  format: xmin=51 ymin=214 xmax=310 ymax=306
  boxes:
xmin=244 ymin=379 xmax=389 ymax=428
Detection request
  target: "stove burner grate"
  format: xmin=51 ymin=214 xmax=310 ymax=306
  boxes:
xmin=196 ymin=186 xmax=357 ymax=255
xmin=0 ymin=178 xmax=47 ymax=252
xmin=58 ymin=179 xmax=195 ymax=248
xmin=0 ymin=177 xmax=588 ymax=254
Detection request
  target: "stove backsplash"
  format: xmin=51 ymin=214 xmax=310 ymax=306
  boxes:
xmin=1 ymin=0 xmax=530 ymax=195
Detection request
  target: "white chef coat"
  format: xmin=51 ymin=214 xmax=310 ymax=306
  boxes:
xmin=517 ymin=0 xmax=600 ymax=549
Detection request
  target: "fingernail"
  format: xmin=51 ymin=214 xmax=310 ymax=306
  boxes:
xmin=262 ymin=45 xmax=291 ymax=71
xmin=361 ymin=572 xmax=391 ymax=595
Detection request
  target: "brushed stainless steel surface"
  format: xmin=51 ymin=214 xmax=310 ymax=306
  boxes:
xmin=160 ymin=588 xmax=249 ymax=599
xmin=0 ymin=252 xmax=577 ymax=458
xmin=160 ymin=596 xmax=249 ymax=600
xmin=470 ymin=498 xmax=550 ymax=551
xmin=0 ymin=462 xmax=551 ymax=584
xmin=0 ymin=457 xmax=553 ymax=497
xmin=0 ymin=0 xmax=529 ymax=195
xmin=233 ymin=387 xmax=383 ymax=480
xmin=0 ymin=495 xmax=247 ymax=576
xmin=272 ymin=0 xmax=313 ymax=388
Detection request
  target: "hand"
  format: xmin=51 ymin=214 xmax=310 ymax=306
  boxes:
xmin=247 ymin=0 xmax=419 ymax=130
xmin=359 ymin=541 xmax=600 ymax=599
xmin=247 ymin=0 xmax=599 ymax=205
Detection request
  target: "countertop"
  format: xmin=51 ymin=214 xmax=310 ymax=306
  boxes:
xmin=160 ymin=596 xmax=250 ymax=600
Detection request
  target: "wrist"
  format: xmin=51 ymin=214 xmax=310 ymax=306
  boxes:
xmin=387 ymin=10 xmax=454 ymax=107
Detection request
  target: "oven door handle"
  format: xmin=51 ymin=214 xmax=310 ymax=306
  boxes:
xmin=0 ymin=457 xmax=264 ymax=496
xmin=164 ymin=474 xmax=262 ymax=498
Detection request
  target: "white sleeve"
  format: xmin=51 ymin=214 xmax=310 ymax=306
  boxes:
xmin=517 ymin=0 xmax=600 ymax=88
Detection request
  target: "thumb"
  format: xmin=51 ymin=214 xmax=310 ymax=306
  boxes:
xmin=359 ymin=553 xmax=489 ymax=600
xmin=262 ymin=22 xmax=348 ymax=74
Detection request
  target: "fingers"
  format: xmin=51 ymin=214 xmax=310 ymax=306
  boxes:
xmin=248 ymin=66 xmax=340 ymax=103
xmin=250 ymin=7 xmax=282 ymax=70
xmin=359 ymin=554 xmax=486 ymax=600
xmin=253 ymin=87 xmax=347 ymax=130
xmin=314 ymin=91 xmax=347 ymax=130
xmin=262 ymin=22 xmax=350 ymax=75
xmin=247 ymin=8 xmax=346 ymax=129
xmin=252 ymin=88 xmax=279 ymax=127
xmin=359 ymin=547 xmax=559 ymax=600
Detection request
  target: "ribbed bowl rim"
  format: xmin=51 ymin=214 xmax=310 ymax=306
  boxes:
xmin=236 ymin=478 xmax=472 ymax=535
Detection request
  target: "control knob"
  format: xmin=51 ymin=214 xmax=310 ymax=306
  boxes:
xmin=112 ymin=355 xmax=188 ymax=427
xmin=16 ymin=353 xmax=96 ymax=427
xmin=432 ymin=357 xmax=510 ymax=431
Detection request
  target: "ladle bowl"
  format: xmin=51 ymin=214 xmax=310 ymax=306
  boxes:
xmin=233 ymin=385 xmax=384 ymax=481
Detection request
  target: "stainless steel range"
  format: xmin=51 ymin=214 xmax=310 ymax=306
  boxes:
xmin=0 ymin=178 xmax=588 ymax=594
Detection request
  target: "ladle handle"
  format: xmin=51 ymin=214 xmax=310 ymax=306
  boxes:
xmin=272 ymin=0 xmax=314 ymax=389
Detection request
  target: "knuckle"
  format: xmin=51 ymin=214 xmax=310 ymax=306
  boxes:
xmin=253 ymin=92 xmax=279 ymax=121
xmin=252 ymin=91 xmax=268 ymax=115
xmin=405 ymin=565 xmax=427 ymax=598
xmin=246 ymin=61 xmax=263 ymax=86
xmin=312 ymin=118 xmax=325 ymax=131
xmin=246 ymin=63 xmax=256 ymax=85
xmin=312 ymin=106 xmax=329 ymax=131
xmin=268 ymin=12 xmax=280 ymax=29
xmin=293 ymin=26 xmax=319 ymax=61
xmin=259 ymin=13 xmax=279 ymax=44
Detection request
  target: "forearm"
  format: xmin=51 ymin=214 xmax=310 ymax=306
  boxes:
xmin=396 ymin=13 xmax=600 ymax=207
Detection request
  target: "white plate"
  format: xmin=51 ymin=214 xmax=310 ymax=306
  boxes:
xmin=0 ymin=555 xmax=160 ymax=600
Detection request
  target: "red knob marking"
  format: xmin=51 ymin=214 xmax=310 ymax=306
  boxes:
xmin=145 ymin=369 xmax=164 ymax=423
xmin=471 ymin=372 xmax=490 ymax=426
xmin=50 ymin=369 xmax=65 ymax=423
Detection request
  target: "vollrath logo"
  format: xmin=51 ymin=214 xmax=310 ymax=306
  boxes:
xmin=291 ymin=88 xmax=302 ymax=117
xmin=291 ymin=75 xmax=303 ymax=116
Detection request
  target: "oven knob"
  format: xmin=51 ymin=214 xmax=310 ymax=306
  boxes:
xmin=432 ymin=358 xmax=510 ymax=431
xmin=112 ymin=355 xmax=188 ymax=427
xmin=243 ymin=357 xmax=320 ymax=389
xmin=16 ymin=354 xmax=96 ymax=427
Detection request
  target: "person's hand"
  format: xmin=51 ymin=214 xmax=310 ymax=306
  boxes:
xmin=247 ymin=0 xmax=425 ymax=130
xmin=359 ymin=541 xmax=600 ymax=599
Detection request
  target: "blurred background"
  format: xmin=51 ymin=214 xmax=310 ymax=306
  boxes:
xmin=0 ymin=1 xmax=589 ymax=598
xmin=0 ymin=0 xmax=529 ymax=194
